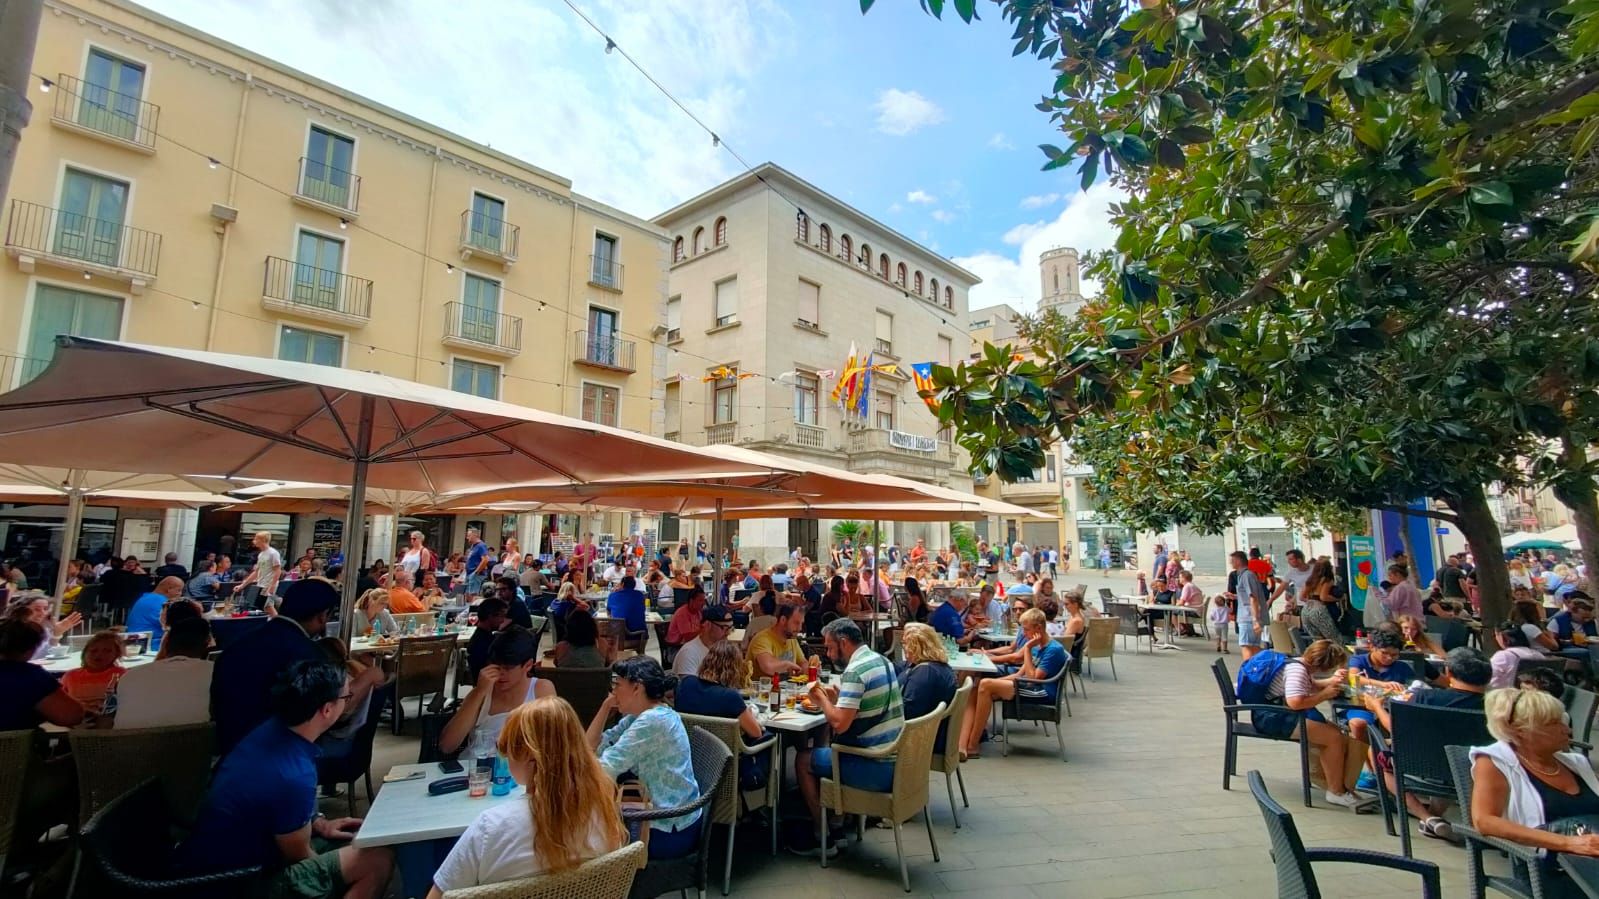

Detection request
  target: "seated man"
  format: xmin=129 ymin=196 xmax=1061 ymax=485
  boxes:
xmin=386 ymin=570 xmax=426 ymax=614
xmin=1548 ymin=596 xmax=1597 ymax=669
xmin=671 ymin=605 xmax=732 ymax=677
xmin=958 ymin=609 xmax=1066 ymax=759
xmin=929 ymin=591 xmax=976 ymax=648
xmin=125 ymin=576 xmax=184 ymax=652
xmin=666 ymin=587 xmax=706 ymax=649
xmin=606 ymin=575 xmax=648 ymax=635
xmin=492 ymin=576 xmax=535 ymax=630
xmin=179 ymin=660 xmax=393 ymax=898
xmin=1342 ymin=626 xmax=1416 ymax=742
xmin=749 ymin=602 xmax=806 ymax=677
xmin=185 ymin=560 xmax=222 ymax=602
xmin=463 ymin=597 xmax=511 ymax=684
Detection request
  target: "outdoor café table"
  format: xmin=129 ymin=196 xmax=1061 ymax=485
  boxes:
xmin=348 ymin=626 xmax=473 ymax=656
xmin=1138 ymin=603 xmax=1201 ymax=651
xmin=355 ymin=762 xmax=523 ymax=899
xmin=948 ymin=650 xmax=999 ymax=676
xmin=36 ymin=648 xmax=157 ymax=677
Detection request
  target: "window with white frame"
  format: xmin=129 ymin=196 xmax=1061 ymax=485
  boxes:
xmin=874 ymin=310 xmax=893 ymax=357
xmin=797 ymin=279 xmax=820 ymax=328
xmin=712 ymin=370 xmax=738 ymax=423
xmin=451 ymin=358 xmax=500 ymax=400
xmin=581 ymin=383 xmax=619 ymax=427
xmin=666 ymin=296 xmax=682 ymax=342
xmin=875 ymin=389 xmax=896 ymax=431
xmin=794 ymin=372 xmax=819 ymax=425
xmin=937 ymin=334 xmax=953 ymax=367
xmin=278 ymin=325 xmax=342 ymax=366
xmin=664 ymin=381 xmax=681 ymax=435
xmin=713 ymin=278 xmax=738 ymax=327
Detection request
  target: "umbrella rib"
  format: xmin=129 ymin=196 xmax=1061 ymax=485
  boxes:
xmin=367 ymin=417 xmax=523 ymax=467
xmin=441 ymin=412 xmax=581 ymax=483
xmin=381 ymin=399 xmax=440 ymax=497
xmin=0 ymin=378 xmax=288 ymax=414
xmin=367 ymin=407 xmax=457 ymax=460
xmin=312 ymin=387 xmax=358 ymax=455
xmin=149 ymin=401 xmax=354 ymax=463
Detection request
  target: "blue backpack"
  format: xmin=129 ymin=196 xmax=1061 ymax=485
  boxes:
xmin=1235 ymin=650 xmax=1301 ymax=737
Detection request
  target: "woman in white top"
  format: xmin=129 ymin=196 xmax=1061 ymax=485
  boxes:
xmin=428 ymin=697 xmax=627 ymax=896
xmin=1471 ymin=687 xmax=1599 ymax=861
xmin=439 ymin=626 xmax=554 ymax=760
xmin=1489 ymin=622 xmax=1553 ymax=689
xmin=501 ymin=538 xmax=521 ymax=571
xmin=398 ymin=530 xmax=435 ymax=579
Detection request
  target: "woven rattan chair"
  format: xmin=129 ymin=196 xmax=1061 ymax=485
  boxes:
xmin=537 ymin=667 xmax=612 ymax=727
xmin=68 ymin=722 xmax=215 ymax=826
xmin=1368 ymin=702 xmax=1489 ymax=857
xmin=819 ymin=702 xmax=946 ymax=892
xmin=999 ymin=664 xmax=1070 ymax=761
xmin=623 ymin=726 xmax=730 ymax=899
xmin=678 ymin=713 xmax=780 ymax=895
xmin=928 ymin=680 xmax=973 ymax=827
xmin=440 ymin=840 xmax=646 ymax=899
xmin=1213 ymin=658 xmax=1312 ymax=807
xmin=1083 ymin=617 xmax=1118 ymax=680
xmin=1445 ymin=744 xmax=1552 ymax=899
xmin=1249 ymin=770 xmax=1441 ymax=898
xmin=0 ymin=729 xmax=35 ymax=877
xmin=390 ymin=633 xmax=457 ymax=734
xmin=1567 ymin=686 xmax=1599 ymax=746
xmin=78 ymin=778 xmax=261 ymax=899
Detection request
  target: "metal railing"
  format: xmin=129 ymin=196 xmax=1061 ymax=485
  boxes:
xmin=445 ymin=302 xmax=522 ymax=353
xmin=794 ymin=422 xmax=827 ymax=449
xmin=460 ymin=210 xmax=519 ymax=260
xmin=706 ymin=422 xmax=738 ymax=445
xmin=296 ymin=157 xmax=361 ymax=213
xmin=874 ymin=338 xmax=894 ymax=356
xmin=262 ymin=255 xmax=373 ymax=319
xmin=0 ymin=353 xmax=53 ymax=387
xmin=50 ymin=73 xmax=159 ymax=149
xmin=666 ymin=327 xmax=681 ymax=342
xmin=5 ymin=200 xmax=162 ymax=278
xmin=589 ymin=254 xmax=623 ymax=290
xmin=572 ymin=330 xmax=636 ymax=371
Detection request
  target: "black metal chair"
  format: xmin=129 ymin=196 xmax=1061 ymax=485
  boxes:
xmin=999 ymin=664 xmax=1070 ymax=761
xmin=1106 ymin=602 xmax=1152 ymax=653
xmin=70 ymin=583 xmax=105 ymax=626
xmin=1249 ymin=770 xmax=1441 ymax=898
xmin=1445 ymin=744 xmax=1552 ymax=899
xmin=1366 ymin=701 xmax=1490 ymax=857
xmin=1567 ymin=686 xmax=1599 ymax=747
xmin=1516 ymin=656 xmax=1571 ymax=683
xmin=317 ymin=687 xmax=389 ymax=816
xmin=1213 ymin=658 xmax=1312 ymax=807
xmin=1427 ymin=617 xmax=1471 ymax=651
xmin=1289 ymin=628 xmax=1311 ymax=655
xmin=78 ymin=779 xmax=261 ymax=899
xmin=623 ymin=726 xmax=730 ymax=899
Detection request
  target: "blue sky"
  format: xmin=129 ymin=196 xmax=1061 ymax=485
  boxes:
xmin=141 ymin=0 xmax=1123 ymax=310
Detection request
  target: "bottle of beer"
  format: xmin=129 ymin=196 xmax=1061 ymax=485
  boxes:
xmin=768 ymin=673 xmax=781 ymax=714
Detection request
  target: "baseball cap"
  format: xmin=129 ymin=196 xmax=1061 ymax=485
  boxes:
xmin=701 ymin=605 xmax=732 ymax=624
xmin=279 ymin=578 xmax=339 ymax=621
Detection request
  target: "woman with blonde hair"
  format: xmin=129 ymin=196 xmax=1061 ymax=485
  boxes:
xmin=675 ymin=640 xmax=769 ymax=786
xmin=1509 ymin=559 xmax=1534 ymax=592
xmin=428 ymin=697 xmax=627 ymax=895
xmin=1469 ymin=687 xmax=1599 ymax=872
xmin=1396 ymin=615 xmax=1445 ymax=657
xmin=350 ymin=587 xmax=396 ymax=637
xmin=900 ymin=623 xmax=957 ymax=754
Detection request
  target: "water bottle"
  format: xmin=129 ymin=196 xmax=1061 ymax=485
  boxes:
xmin=491 ymin=755 xmax=513 ymax=796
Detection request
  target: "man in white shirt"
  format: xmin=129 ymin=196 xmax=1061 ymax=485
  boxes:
xmin=1271 ymin=549 xmax=1314 ymax=619
xmin=600 ymin=560 xmax=625 ymax=585
xmin=236 ymin=531 xmax=283 ymax=599
xmin=110 ymin=617 xmax=213 ymax=729
xmin=1015 ymin=545 xmax=1033 ymax=577
xmin=671 ymin=606 xmax=732 ymax=677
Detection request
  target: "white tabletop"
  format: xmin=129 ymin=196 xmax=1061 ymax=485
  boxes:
xmin=353 ymin=763 xmax=522 ymax=849
xmin=349 ymin=628 xmax=473 ymax=655
xmin=756 ymin=707 xmax=828 ymax=733
xmin=593 ymin=611 xmax=666 ymax=625
xmin=949 ymin=651 xmax=999 ymax=675
xmin=36 ymin=651 xmax=157 ymax=676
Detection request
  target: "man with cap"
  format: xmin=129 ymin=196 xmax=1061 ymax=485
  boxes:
xmin=671 ymin=605 xmax=733 ymax=678
xmin=211 ymin=579 xmax=338 ymax=757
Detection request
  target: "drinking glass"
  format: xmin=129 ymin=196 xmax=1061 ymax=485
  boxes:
xmin=468 ymin=766 xmax=490 ymax=798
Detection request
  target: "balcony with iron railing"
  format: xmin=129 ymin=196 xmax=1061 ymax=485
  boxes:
xmin=459 ymin=210 xmax=519 ymax=267
xmin=294 ymin=157 xmax=361 ymax=217
xmin=261 ymin=255 xmax=373 ymax=326
xmin=443 ymin=302 xmax=522 ymax=357
xmin=588 ymin=255 xmax=624 ymax=291
xmin=705 ymin=421 xmax=738 ymax=445
xmin=0 ymin=352 xmax=54 ymax=389
xmin=48 ymin=74 xmax=159 ymax=152
xmin=845 ymin=427 xmax=955 ymax=479
xmin=4 ymin=200 xmax=161 ymax=290
xmin=793 ymin=422 xmax=828 ymax=449
xmin=874 ymin=338 xmax=895 ymax=357
xmin=572 ymin=330 xmax=636 ymax=373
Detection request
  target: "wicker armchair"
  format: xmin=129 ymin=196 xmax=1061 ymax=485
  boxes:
xmin=440 ymin=841 xmax=646 ymax=899
xmin=537 ymin=667 xmax=612 ymax=727
xmin=928 ymin=680 xmax=973 ymax=827
xmin=678 ymin=713 xmax=781 ymax=895
xmin=68 ymin=723 xmax=215 ymax=826
xmin=819 ymin=702 xmax=946 ymax=892
xmin=1367 ymin=703 xmax=1489 ymax=857
xmin=1567 ymin=686 xmax=1598 ymax=746
xmin=998 ymin=664 xmax=1070 ymax=761
xmin=1249 ymin=770 xmax=1441 ymax=898
xmin=0 ymin=729 xmax=36 ymax=877
xmin=390 ymin=633 xmax=457 ymax=735
xmin=622 ymin=726 xmax=730 ymax=899
xmin=1213 ymin=659 xmax=1312 ymax=807
xmin=1445 ymin=744 xmax=1552 ymax=899
xmin=78 ymin=778 xmax=261 ymax=899
xmin=1083 ymin=618 xmax=1119 ymax=680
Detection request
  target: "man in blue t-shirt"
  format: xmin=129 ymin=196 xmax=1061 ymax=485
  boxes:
xmin=606 ymin=575 xmax=648 ymax=633
xmin=958 ymin=609 xmax=1066 ymax=756
xmin=211 ymin=580 xmax=336 ymax=756
xmin=181 ymin=659 xmax=392 ymax=897
xmin=929 ymin=591 xmax=969 ymax=644
xmin=1341 ymin=627 xmax=1415 ymax=740
xmin=125 ymin=576 xmax=183 ymax=651
xmin=464 ymin=527 xmax=490 ymax=595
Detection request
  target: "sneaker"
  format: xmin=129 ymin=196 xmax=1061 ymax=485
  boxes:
xmin=1324 ymin=790 xmax=1361 ymax=809
xmin=786 ymin=832 xmax=840 ymax=859
xmin=1355 ymin=770 xmax=1378 ymax=792
xmin=1420 ymin=817 xmax=1459 ymax=843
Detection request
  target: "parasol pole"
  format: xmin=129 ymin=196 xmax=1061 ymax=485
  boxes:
xmin=338 ymin=396 xmax=374 ymax=643
xmin=53 ymin=470 xmax=86 ymax=611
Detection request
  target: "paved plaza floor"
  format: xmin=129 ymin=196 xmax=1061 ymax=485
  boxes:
xmin=362 ymin=570 xmax=1488 ymax=897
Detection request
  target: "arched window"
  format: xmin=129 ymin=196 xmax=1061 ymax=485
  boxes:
xmin=840 ymin=235 xmax=852 ymax=261
xmin=691 ymin=227 xmax=704 ymax=255
xmin=879 ymin=254 xmax=890 ymax=279
xmin=1053 ymin=270 xmax=1059 ymax=291
xmin=819 ymin=224 xmax=831 ymax=253
xmin=944 ymin=286 xmax=953 ymax=308
xmin=895 ymin=262 xmax=906 ymax=286
xmin=860 ymin=243 xmax=872 ymax=268
xmin=672 ymin=237 xmax=684 ymax=263
xmin=930 ymin=277 xmax=939 ymax=301
xmin=714 ymin=217 xmax=727 ymax=247
xmin=797 ymin=213 xmax=810 ymax=243
xmin=913 ymin=271 xmax=923 ymax=294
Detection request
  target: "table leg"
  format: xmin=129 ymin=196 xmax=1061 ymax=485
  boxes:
xmin=394 ymin=839 xmax=451 ymax=899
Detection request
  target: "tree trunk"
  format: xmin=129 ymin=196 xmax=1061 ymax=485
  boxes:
xmin=1553 ymin=434 xmax=1599 ymax=581
xmin=1397 ymin=510 xmax=1420 ymax=586
xmin=1446 ymin=484 xmax=1511 ymax=625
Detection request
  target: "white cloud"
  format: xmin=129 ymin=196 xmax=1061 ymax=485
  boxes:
xmin=987 ymin=132 xmax=1014 ymax=150
xmin=874 ymin=88 xmax=946 ymax=136
xmin=1019 ymin=193 xmax=1061 ymax=209
xmin=135 ymin=0 xmax=790 ymax=217
xmin=954 ymin=181 xmax=1126 ymax=313
xmin=906 ymin=189 xmax=937 ymax=205
xmin=930 ymin=209 xmax=957 ymax=224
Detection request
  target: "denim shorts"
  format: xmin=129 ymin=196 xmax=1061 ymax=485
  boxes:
xmin=1236 ymin=617 xmax=1261 ymax=647
xmin=811 ymin=748 xmax=895 ymax=792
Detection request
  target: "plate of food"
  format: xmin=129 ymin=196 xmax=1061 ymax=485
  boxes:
xmin=799 ymin=697 xmax=821 ymax=713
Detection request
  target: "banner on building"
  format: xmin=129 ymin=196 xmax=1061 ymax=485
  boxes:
xmin=1346 ymin=534 xmax=1377 ymax=611
xmin=889 ymin=430 xmax=938 ymax=453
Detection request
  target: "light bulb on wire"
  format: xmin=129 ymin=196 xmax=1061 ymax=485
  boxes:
xmin=207 ymin=157 xmax=220 ymax=170
xmin=604 ymin=37 xmax=616 ymax=54
xmin=38 ymin=78 xmax=52 ymax=94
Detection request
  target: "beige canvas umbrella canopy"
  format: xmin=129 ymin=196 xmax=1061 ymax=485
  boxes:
xmin=0 ymin=338 xmax=779 ymax=628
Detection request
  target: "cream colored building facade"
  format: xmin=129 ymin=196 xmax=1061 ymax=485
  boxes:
xmin=654 ymin=164 xmax=977 ymax=563
xmin=1 ymin=0 xmax=667 ymax=567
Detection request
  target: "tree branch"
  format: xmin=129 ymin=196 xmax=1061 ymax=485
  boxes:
xmin=1469 ymin=70 xmax=1599 ymax=139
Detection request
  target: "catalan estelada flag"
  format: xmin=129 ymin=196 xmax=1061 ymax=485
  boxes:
xmin=911 ymin=362 xmax=939 ymax=412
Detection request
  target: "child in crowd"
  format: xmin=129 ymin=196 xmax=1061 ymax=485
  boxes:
xmin=1209 ymin=594 xmax=1232 ymax=654
xmin=60 ymin=630 xmax=125 ymax=715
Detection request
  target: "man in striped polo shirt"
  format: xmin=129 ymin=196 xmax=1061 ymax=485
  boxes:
xmin=792 ymin=617 xmax=904 ymax=858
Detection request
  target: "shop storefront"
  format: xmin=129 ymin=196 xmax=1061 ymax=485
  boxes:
xmin=1076 ymin=511 xmax=1135 ymax=570
xmin=0 ymin=501 xmax=119 ymax=588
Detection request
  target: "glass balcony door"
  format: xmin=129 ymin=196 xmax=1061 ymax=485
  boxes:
xmin=79 ymin=50 xmax=145 ymax=141
xmin=24 ymin=285 xmax=123 ymax=382
xmin=292 ymin=231 xmax=344 ymax=310
xmin=587 ymin=307 xmax=617 ymax=365
xmin=54 ymin=168 xmax=128 ymax=267
xmin=304 ymin=126 xmax=355 ymax=208
xmin=468 ymin=194 xmax=505 ymax=253
xmin=461 ymin=275 xmax=501 ymax=345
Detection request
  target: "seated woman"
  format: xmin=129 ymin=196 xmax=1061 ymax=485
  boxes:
xmin=1513 ymin=598 xmax=1563 ymax=653
xmin=1491 ymin=621 xmax=1553 ymax=689
xmin=899 ymin=624 xmax=956 ymax=756
xmin=586 ymin=657 xmax=702 ymax=859
xmin=1397 ymin=614 xmax=1445 ymax=656
xmin=902 ymin=577 xmax=931 ymax=626
xmin=753 ymin=575 xmax=780 ymax=618
xmin=428 ymin=697 xmax=627 ymax=897
xmin=958 ymin=609 xmax=1067 ymax=759
xmin=675 ymin=640 xmax=769 ymax=787
xmin=418 ymin=571 xmax=447 ymax=607
xmin=1256 ymin=639 xmax=1365 ymax=809
xmin=1471 ymin=686 xmax=1599 ymax=889
xmin=441 ymin=627 xmax=555 ymax=759
xmin=554 ymin=609 xmax=612 ymax=669
xmin=0 ymin=618 xmax=83 ymax=731
xmin=350 ymin=587 xmax=397 ymax=637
